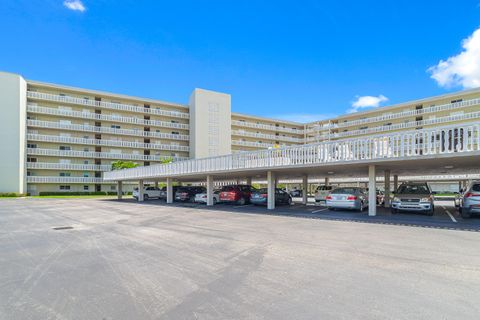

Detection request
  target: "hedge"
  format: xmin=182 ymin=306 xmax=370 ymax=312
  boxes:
xmin=0 ymin=193 xmax=26 ymax=197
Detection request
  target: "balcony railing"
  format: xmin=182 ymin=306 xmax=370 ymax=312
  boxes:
xmin=27 ymin=91 xmax=190 ymax=119
xmin=104 ymin=121 xmax=480 ymax=181
xmin=231 ymin=130 xmax=304 ymax=143
xmin=231 ymin=120 xmax=304 ymax=135
xmin=27 ymin=120 xmax=189 ymax=141
xmin=306 ymin=111 xmax=480 ymax=142
xmin=27 ymin=162 xmax=112 ymax=171
xmin=27 ymin=176 xmax=105 ymax=184
xmin=27 ymin=148 xmax=188 ymax=161
xmin=27 ymin=104 xmax=189 ymax=130
xmin=27 ymin=134 xmax=190 ymax=152
xmin=231 ymin=140 xmax=280 ymax=148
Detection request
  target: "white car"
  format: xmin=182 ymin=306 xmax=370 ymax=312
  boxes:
xmin=315 ymin=185 xmax=333 ymax=202
xmin=194 ymin=191 xmax=220 ymax=204
xmin=133 ymin=187 xmax=161 ymax=200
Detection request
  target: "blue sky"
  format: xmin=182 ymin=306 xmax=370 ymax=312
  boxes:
xmin=1 ymin=1 xmax=480 ymax=122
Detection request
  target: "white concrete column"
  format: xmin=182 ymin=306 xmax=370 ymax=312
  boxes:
xmin=138 ymin=180 xmax=144 ymax=202
xmin=154 ymin=181 xmax=159 ymax=189
xmin=325 ymin=177 xmax=330 ymax=186
xmin=246 ymin=177 xmax=252 ymax=185
xmin=384 ymin=169 xmax=391 ymax=208
xmin=117 ymin=181 xmax=123 ymax=200
xmin=166 ymin=178 xmax=173 ymax=204
xmin=206 ymin=175 xmax=214 ymax=206
xmin=393 ymin=175 xmax=399 ymax=192
xmin=302 ymin=175 xmax=308 ymax=205
xmin=368 ymin=165 xmax=376 ymax=216
xmin=267 ymin=171 xmax=275 ymax=210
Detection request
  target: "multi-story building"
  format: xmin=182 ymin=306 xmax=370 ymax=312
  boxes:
xmin=1 ymin=70 xmax=479 ymax=195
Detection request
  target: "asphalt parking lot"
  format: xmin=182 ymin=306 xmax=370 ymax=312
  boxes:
xmin=1 ymin=198 xmax=480 ymax=319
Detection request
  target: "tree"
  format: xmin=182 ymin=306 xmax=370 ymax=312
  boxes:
xmin=160 ymin=157 xmax=174 ymax=164
xmin=111 ymin=160 xmax=139 ymax=170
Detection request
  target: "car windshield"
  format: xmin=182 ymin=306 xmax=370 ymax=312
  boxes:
xmin=397 ymin=184 xmax=429 ymax=194
xmin=332 ymin=188 xmax=358 ymax=194
xmin=472 ymin=184 xmax=480 ymax=192
xmin=256 ymin=188 xmax=268 ymax=193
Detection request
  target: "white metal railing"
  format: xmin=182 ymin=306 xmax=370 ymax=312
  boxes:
xmin=27 ymin=91 xmax=190 ymax=119
xmin=27 ymin=176 xmax=104 ymax=183
xmin=306 ymin=111 xmax=480 ymax=142
xmin=27 ymin=120 xmax=189 ymax=141
xmin=336 ymin=98 xmax=480 ymax=128
xmin=105 ymin=121 xmax=480 ymax=181
xmin=231 ymin=120 xmax=304 ymax=135
xmin=27 ymin=162 xmax=112 ymax=171
xmin=231 ymin=140 xmax=281 ymax=148
xmin=27 ymin=148 xmax=188 ymax=161
xmin=231 ymin=130 xmax=304 ymax=143
xmin=27 ymin=104 xmax=189 ymax=130
xmin=27 ymin=134 xmax=190 ymax=152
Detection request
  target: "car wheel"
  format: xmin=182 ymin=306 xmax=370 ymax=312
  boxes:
xmin=213 ymin=197 xmax=217 ymax=205
xmin=287 ymin=197 xmax=292 ymax=205
xmin=391 ymin=208 xmax=398 ymax=214
xmin=328 ymin=207 xmax=335 ymax=211
xmin=460 ymin=209 xmax=471 ymax=219
xmin=237 ymin=197 xmax=246 ymax=205
xmin=143 ymin=194 xmax=149 ymax=201
xmin=426 ymin=207 xmax=434 ymax=216
xmin=189 ymin=196 xmax=195 ymax=203
xmin=358 ymin=202 xmax=364 ymax=212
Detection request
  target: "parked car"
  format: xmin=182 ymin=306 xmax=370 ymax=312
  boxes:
xmin=159 ymin=186 xmax=180 ymax=200
xmin=376 ymin=190 xmax=385 ymax=205
xmin=219 ymin=185 xmax=257 ymax=205
xmin=133 ymin=186 xmax=162 ymax=200
xmin=289 ymin=189 xmax=303 ymax=197
xmin=194 ymin=190 xmax=220 ymax=204
xmin=314 ymin=185 xmax=333 ymax=202
xmin=326 ymin=187 xmax=368 ymax=211
xmin=250 ymin=188 xmax=293 ymax=206
xmin=458 ymin=181 xmax=480 ymax=218
xmin=175 ymin=186 xmax=206 ymax=202
xmin=391 ymin=182 xmax=434 ymax=215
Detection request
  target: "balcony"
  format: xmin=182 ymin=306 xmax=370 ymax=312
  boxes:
xmin=27 ymin=176 xmax=105 ymax=184
xmin=334 ymin=97 xmax=480 ymax=129
xmin=27 ymin=91 xmax=190 ymax=119
xmin=27 ymin=148 xmax=189 ymax=161
xmin=27 ymin=162 xmax=112 ymax=171
xmin=27 ymin=120 xmax=189 ymax=141
xmin=27 ymin=104 xmax=189 ymax=130
xmin=231 ymin=140 xmax=279 ymax=148
xmin=231 ymin=130 xmax=304 ymax=143
xmin=27 ymin=134 xmax=190 ymax=152
xmin=306 ymin=111 xmax=480 ymax=142
xmin=231 ymin=120 xmax=304 ymax=135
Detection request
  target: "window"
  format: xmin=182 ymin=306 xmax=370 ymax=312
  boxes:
xmin=27 ymin=143 xmax=37 ymax=149
xmin=59 ymin=146 xmax=71 ymax=151
xmin=59 ymin=172 xmax=71 ymax=177
xmin=59 ymin=159 xmax=71 ymax=164
xmin=83 ymin=172 xmax=89 ymax=177
xmin=171 ymin=131 xmax=179 ymax=135
xmin=59 ymin=185 xmax=71 ymax=190
xmin=84 ymin=160 xmax=89 ymax=164
xmin=83 ymin=148 xmax=89 ymax=152
xmin=111 ymin=125 xmax=121 ymax=129
xmin=83 ymin=185 xmax=89 ymax=191
xmin=27 ymin=157 xmax=37 ymax=163
xmin=451 ymin=99 xmax=463 ymax=103
xmin=110 ymin=186 xmax=116 ymax=191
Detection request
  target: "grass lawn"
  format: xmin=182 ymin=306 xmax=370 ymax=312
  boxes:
xmin=28 ymin=195 xmax=120 ymax=199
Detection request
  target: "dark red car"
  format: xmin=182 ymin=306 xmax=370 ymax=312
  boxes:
xmin=219 ymin=185 xmax=257 ymax=205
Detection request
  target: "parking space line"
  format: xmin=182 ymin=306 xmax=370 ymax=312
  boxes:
xmin=311 ymin=208 xmax=328 ymax=213
xmin=442 ymin=206 xmax=458 ymax=223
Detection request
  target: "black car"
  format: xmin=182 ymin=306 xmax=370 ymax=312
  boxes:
xmin=251 ymin=188 xmax=293 ymax=206
xmin=175 ymin=186 xmax=206 ymax=202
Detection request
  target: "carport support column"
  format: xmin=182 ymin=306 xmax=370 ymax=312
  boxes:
xmin=154 ymin=181 xmax=158 ymax=188
xmin=302 ymin=175 xmax=308 ymax=205
xmin=117 ymin=181 xmax=123 ymax=200
xmin=267 ymin=171 xmax=275 ymax=210
xmin=368 ymin=165 xmax=376 ymax=216
xmin=325 ymin=177 xmax=330 ymax=186
xmin=138 ymin=180 xmax=144 ymax=202
xmin=206 ymin=175 xmax=214 ymax=206
xmin=246 ymin=177 xmax=252 ymax=185
xmin=384 ymin=170 xmax=391 ymax=208
xmin=393 ymin=175 xmax=399 ymax=192
xmin=166 ymin=178 xmax=173 ymax=204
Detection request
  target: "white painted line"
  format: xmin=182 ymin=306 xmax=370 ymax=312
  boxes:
xmin=311 ymin=208 xmax=328 ymax=213
xmin=441 ymin=205 xmax=457 ymax=223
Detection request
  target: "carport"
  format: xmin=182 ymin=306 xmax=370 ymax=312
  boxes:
xmin=105 ymin=122 xmax=480 ymax=217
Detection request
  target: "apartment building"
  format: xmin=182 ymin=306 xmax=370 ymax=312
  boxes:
xmin=1 ymin=71 xmax=479 ymax=195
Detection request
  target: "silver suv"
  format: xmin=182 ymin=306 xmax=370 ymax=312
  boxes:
xmin=458 ymin=181 xmax=480 ymax=219
xmin=391 ymin=182 xmax=434 ymax=216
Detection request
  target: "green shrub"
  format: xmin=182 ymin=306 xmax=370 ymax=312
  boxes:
xmin=38 ymin=191 xmax=108 ymax=196
xmin=0 ymin=193 xmax=26 ymax=197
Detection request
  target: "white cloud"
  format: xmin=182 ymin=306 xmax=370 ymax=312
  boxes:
xmin=428 ymin=28 xmax=480 ymax=89
xmin=63 ymin=0 xmax=86 ymax=12
xmin=268 ymin=113 xmax=336 ymax=123
xmin=348 ymin=95 xmax=388 ymax=113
